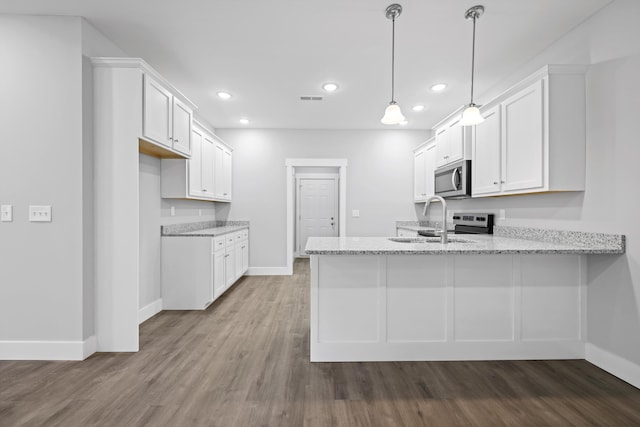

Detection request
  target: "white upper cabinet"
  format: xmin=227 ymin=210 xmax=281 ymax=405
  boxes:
xmin=413 ymin=138 xmax=436 ymax=202
xmin=501 ymin=80 xmax=544 ymax=193
xmin=215 ymin=142 xmax=233 ymax=201
xmin=201 ymin=134 xmax=216 ymax=196
xmin=434 ymin=116 xmax=470 ymax=168
xmin=172 ymin=98 xmax=193 ymax=155
xmin=143 ymin=74 xmax=192 ymax=156
xmin=188 ymin=127 xmax=205 ymax=198
xmin=161 ymin=122 xmax=231 ymax=202
xmin=472 ymin=105 xmax=502 ymax=196
xmin=472 ymin=65 xmax=586 ymax=197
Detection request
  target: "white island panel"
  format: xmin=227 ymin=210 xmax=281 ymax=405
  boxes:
xmin=317 ymin=256 xmax=380 ymax=343
xmin=521 ymin=254 xmax=583 ymax=341
xmin=386 ymin=256 xmax=447 ymax=342
xmin=454 ymin=255 xmax=514 ymax=342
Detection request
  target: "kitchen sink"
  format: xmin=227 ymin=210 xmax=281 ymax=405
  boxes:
xmin=388 ymin=237 xmax=475 ymax=244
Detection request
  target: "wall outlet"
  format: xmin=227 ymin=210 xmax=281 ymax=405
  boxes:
xmin=352 ymin=209 xmax=360 ymax=218
xmin=198 ymin=209 xmax=202 ymax=216
xmin=170 ymin=206 xmax=176 ymax=216
xmin=29 ymin=205 xmax=52 ymax=222
xmin=1 ymin=205 xmax=12 ymax=222
xmin=499 ymin=209 xmax=506 ymax=220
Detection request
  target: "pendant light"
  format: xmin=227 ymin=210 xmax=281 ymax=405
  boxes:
xmin=459 ymin=5 xmax=485 ymax=126
xmin=381 ymin=4 xmax=405 ymax=125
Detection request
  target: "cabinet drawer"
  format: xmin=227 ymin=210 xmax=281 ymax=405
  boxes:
xmin=225 ymin=233 xmax=236 ymax=249
xmin=212 ymin=236 xmax=225 ymax=253
xmin=241 ymin=229 xmax=249 ymax=240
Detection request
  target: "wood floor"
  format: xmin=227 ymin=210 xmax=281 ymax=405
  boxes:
xmin=2 ymin=259 xmax=640 ymax=426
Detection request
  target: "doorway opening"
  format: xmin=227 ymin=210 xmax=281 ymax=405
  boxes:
xmin=285 ymin=159 xmax=347 ymax=275
xmin=295 ymin=170 xmax=340 ymax=258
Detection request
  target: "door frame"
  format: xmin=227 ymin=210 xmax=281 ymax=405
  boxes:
xmin=295 ymin=173 xmax=340 ymax=258
xmin=285 ymin=158 xmax=347 ymax=275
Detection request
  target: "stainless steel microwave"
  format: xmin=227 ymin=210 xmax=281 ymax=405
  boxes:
xmin=434 ymin=160 xmax=472 ymax=199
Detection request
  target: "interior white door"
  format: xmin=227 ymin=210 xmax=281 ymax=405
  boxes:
xmin=298 ymin=178 xmax=338 ymax=255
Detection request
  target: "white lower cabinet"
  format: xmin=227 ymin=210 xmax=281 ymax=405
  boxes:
xmin=162 ymin=229 xmax=249 ymax=310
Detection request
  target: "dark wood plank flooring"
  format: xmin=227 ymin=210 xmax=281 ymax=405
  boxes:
xmin=2 ymin=259 xmax=640 ymax=426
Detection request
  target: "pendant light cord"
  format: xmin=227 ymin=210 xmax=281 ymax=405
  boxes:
xmin=470 ymin=14 xmax=477 ymax=105
xmin=391 ymin=16 xmax=396 ymax=103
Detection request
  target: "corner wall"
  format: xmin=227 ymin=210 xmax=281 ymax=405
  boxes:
xmin=0 ymin=16 xmax=85 ymax=358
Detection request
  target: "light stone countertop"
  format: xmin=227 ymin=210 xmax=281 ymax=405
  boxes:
xmin=161 ymin=221 xmax=249 ymax=237
xmin=305 ymin=234 xmax=625 ymax=255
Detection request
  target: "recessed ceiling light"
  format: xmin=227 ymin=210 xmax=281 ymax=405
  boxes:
xmin=217 ymin=91 xmax=232 ymax=99
xmin=431 ymin=83 xmax=447 ymax=92
xmin=322 ymin=82 xmax=339 ymax=92
xmin=412 ymin=105 xmax=425 ymax=112
xmin=399 ymin=120 xmax=408 ymax=126
xmin=239 ymin=118 xmax=249 ymax=125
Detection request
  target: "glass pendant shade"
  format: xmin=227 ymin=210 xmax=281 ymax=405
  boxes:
xmin=459 ymin=104 xmax=484 ymax=126
xmin=381 ymin=102 xmax=405 ymax=125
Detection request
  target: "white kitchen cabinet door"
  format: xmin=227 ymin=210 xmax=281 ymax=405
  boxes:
xmin=201 ymin=134 xmax=215 ymax=196
xmin=235 ymin=241 xmax=244 ymax=280
xmin=172 ymin=97 xmax=192 ymax=155
xmin=472 ymin=105 xmax=502 ymax=196
xmin=413 ymin=148 xmax=426 ymax=201
xmin=214 ymin=142 xmax=232 ymax=201
xmin=447 ymin=118 xmax=465 ymax=164
xmin=424 ymin=143 xmax=436 ymax=199
xmin=435 ymin=126 xmax=449 ymax=167
xmin=435 ymin=118 xmax=466 ymax=168
xmin=224 ymin=235 xmax=236 ymax=289
xmin=413 ymin=140 xmax=436 ymax=202
xmin=143 ymin=75 xmax=173 ymax=148
xmin=213 ymin=249 xmax=226 ymax=300
xmin=241 ymin=240 xmax=249 ymax=274
xmin=188 ymin=128 xmax=204 ymax=198
xmin=501 ymin=79 xmax=544 ymax=193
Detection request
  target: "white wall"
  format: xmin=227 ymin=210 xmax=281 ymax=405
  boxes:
xmin=80 ymin=18 xmax=127 ymax=341
xmin=427 ymin=0 xmax=640 ymax=380
xmin=138 ymin=154 xmax=220 ymax=311
xmin=214 ymin=129 xmax=429 ymax=268
xmin=0 ymin=16 xmax=84 ymax=345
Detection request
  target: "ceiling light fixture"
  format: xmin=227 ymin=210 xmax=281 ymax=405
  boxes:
xmin=412 ymin=105 xmax=425 ymax=112
xmin=381 ymin=4 xmax=405 ymax=125
xmin=459 ymin=5 xmax=485 ymax=126
xmin=430 ymin=83 xmax=447 ymax=92
xmin=322 ymin=82 xmax=339 ymax=92
xmin=217 ymin=91 xmax=232 ymax=100
xmin=239 ymin=118 xmax=249 ymax=125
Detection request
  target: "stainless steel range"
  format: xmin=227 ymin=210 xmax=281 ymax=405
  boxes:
xmin=452 ymin=213 xmax=494 ymax=234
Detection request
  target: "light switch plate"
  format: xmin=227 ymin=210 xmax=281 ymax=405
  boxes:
xmin=29 ymin=205 xmax=52 ymax=222
xmin=499 ymin=209 xmax=506 ymax=220
xmin=1 ymin=205 xmax=12 ymax=222
xmin=352 ymin=209 xmax=360 ymax=218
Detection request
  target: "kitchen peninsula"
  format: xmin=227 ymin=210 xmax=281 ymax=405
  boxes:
xmin=305 ymin=227 xmax=624 ymax=362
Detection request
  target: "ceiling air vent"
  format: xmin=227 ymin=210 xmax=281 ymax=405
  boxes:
xmin=300 ymin=96 xmax=323 ymax=101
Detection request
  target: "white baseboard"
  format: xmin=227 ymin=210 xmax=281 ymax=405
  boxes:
xmin=0 ymin=336 xmax=96 ymax=361
xmin=586 ymin=343 xmax=640 ymax=389
xmin=246 ymin=266 xmax=292 ymax=276
xmin=138 ymin=298 xmax=163 ymax=324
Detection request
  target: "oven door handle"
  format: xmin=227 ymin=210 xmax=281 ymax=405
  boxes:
xmin=451 ymin=168 xmax=461 ymax=190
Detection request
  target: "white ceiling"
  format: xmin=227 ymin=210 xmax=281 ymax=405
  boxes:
xmin=1 ymin=0 xmax=612 ymax=130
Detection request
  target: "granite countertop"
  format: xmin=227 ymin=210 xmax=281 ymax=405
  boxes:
xmin=305 ymin=228 xmax=625 ymax=256
xmin=161 ymin=220 xmax=249 ymax=237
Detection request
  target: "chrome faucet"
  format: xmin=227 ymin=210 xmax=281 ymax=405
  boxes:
xmin=423 ymin=195 xmax=448 ymax=244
